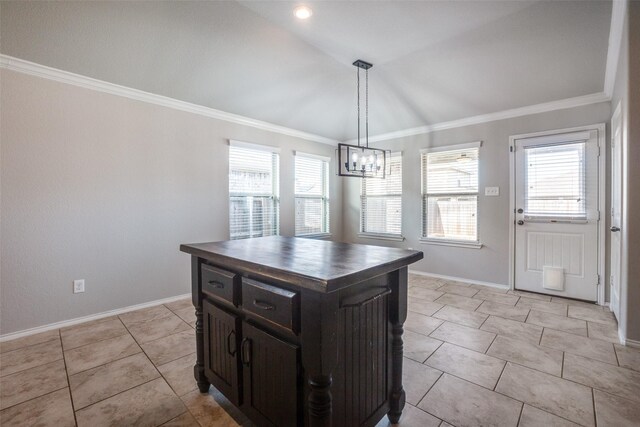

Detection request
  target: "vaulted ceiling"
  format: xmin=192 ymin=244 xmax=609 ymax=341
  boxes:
xmin=0 ymin=1 xmax=612 ymax=142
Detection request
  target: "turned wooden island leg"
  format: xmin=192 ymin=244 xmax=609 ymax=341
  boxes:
xmin=309 ymin=374 xmax=333 ymax=426
xmin=388 ymin=267 xmax=408 ymax=424
xmin=191 ymin=256 xmax=210 ymax=393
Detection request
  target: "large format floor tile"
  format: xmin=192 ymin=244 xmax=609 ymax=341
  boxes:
xmin=587 ymin=321 xmax=620 ymax=343
xmin=119 ymin=304 xmax=175 ymax=327
xmin=430 ymin=321 xmax=496 ymax=353
xmin=162 ymin=411 xmax=201 ymax=427
xmin=594 ymin=389 xmax=640 ymax=427
xmin=181 ymin=389 xmax=241 ymax=427
xmin=61 ymin=318 xmax=128 ymax=350
xmin=562 ymin=353 xmax=640 ymax=403
xmin=0 ymin=388 xmax=75 ymax=427
xmin=407 ymin=287 xmax=444 ymax=301
xmin=480 ymin=316 xmax=543 ymax=344
xmin=402 ymin=357 xmax=442 ymax=405
xmin=0 ymin=339 xmax=63 ymax=377
xmin=432 ymin=304 xmax=488 ymax=328
xmin=69 ymin=352 xmax=160 ymax=409
xmin=516 ymin=298 xmax=567 ymax=316
xmin=496 ymin=363 xmax=594 ymax=426
xmin=518 ymin=404 xmax=581 ymax=427
xmin=127 ymin=313 xmax=192 ymax=343
xmin=157 ymin=352 xmax=199 ymax=397
xmin=408 ymin=298 xmax=444 ymax=317
xmin=141 ymin=330 xmax=195 ymax=366
xmin=437 ymin=283 xmax=478 ymax=297
xmin=164 ymin=298 xmax=192 ymax=313
xmin=434 ymin=293 xmax=482 ymax=311
xmin=486 ymin=335 xmax=563 ymax=376
xmin=540 ymin=328 xmax=617 ymax=365
xmin=615 ymin=344 xmax=640 ymax=372
xmin=403 ymin=330 xmax=443 ymax=363
xmin=473 ymin=289 xmax=519 ymax=306
xmin=418 ymin=374 xmax=522 ymax=427
xmin=508 ymin=290 xmax=551 ymax=301
xmin=425 ymin=342 xmax=505 ymax=389
xmin=75 ymin=378 xmax=185 ymax=427
xmin=568 ymin=305 xmax=616 ymax=325
xmin=64 ymin=333 xmax=141 ymax=375
xmin=0 ymin=359 xmax=68 ymax=410
xmin=375 ymin=404 xmax=441 ymax=427
xmin=526 ymin=310 xmax=587 ymax=336
xmin=404 ymin=312 xmax=443 ymax=336
xmin=0 ymin=329 xmax=59 ymax=354
xmin=476 ymin=300 xmax=529 ymax=322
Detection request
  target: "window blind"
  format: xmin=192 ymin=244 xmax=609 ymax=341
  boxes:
xmin=229 ymin=145 xmax=279 ymax=240
xmin=422 ymin=147 xmax=479 ymax=242
xmin=361 ymin=152 xmax=402 ymax=235
xmin=524 ymin=142 xmax=586 ymax=219
xmin=295 ymin=154 xmax=330 ymax=236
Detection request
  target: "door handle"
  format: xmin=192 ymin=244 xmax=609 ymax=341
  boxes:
xmin=517 ymin=220 xmax=525 ymax=225
xmin=226 ymin=330 xmax=236 ymax=356
xmin=240 ymin=338 xmax=251 ymax=366
xmin=517 ymin=208 xmax=524 ymax=214
xmin=610 ymin=226 xmax=621 ymax=232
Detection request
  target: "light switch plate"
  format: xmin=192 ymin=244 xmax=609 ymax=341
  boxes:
xmin=485 ymin=186 xmax=500 ymax=196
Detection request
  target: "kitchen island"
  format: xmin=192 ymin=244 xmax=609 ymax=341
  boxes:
xmin=180 ymin=236 xmax=423 ymax=427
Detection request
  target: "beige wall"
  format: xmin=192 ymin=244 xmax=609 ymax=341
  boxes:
xmin=0 ymin=70 xmax=342 ymax=335
xmin=342 ymin=102 xmax=611 ymax=287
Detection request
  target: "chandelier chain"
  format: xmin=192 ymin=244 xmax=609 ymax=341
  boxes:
xmin=356 ymin=67 xmax=360 ymax=148
xmin=366 ymin=68 xmax=369 ymax=148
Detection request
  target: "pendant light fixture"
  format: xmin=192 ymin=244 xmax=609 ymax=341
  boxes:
xmin=337 ymin=60 xmax=390 ymax=178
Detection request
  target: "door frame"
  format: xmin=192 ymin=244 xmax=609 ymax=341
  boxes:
xmin=508 ymin=123 xmax=607 ymax=305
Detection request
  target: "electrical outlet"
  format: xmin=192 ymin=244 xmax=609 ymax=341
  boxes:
xmin=73 ymin=279 xmax=85 ymax=294
xmin=485 ymin=186 xmax=500 ymax=196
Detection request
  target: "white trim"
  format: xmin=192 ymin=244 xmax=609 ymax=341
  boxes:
xmin=604 ymin=0 xmax=629 ymax=98
xmin=419 ymin=238 xmax=483 ymax=249
xmin=294 ymin=151 xmax=331 ymax=162
xmin=419 ymin=141 xmax=482 ymax=154
xmin=0 ymin=293 xmax=191 ymax=342
xmin=345 ymin=92 xmax=610 ymax=144
xmin=229 ymin=139 xmax=281 ymax=153
xmin=0 ymin=54 xmax=338 ymax=146
xmin=625 ymin=338 xmax=640 ymax=349
xmin=357 ymin=232 xmax=405 ymax=242
xmin=508 ymin=124 xmax=607 ymax=305
xmin=408 ymin=269 xmax=508 ymax=291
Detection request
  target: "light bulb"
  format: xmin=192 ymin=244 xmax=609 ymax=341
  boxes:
xmin=368 ymin=155 xmax=374 ymax=164
xmin=352 ymin=152 xmax=358 ymax=162
xmin=294 ymin=6 xmax=313 ymax=20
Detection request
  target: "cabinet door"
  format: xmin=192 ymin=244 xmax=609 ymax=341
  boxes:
xmin=203 ymin=299 xmax=241 ymax=405
xmin=241 ymin=322 xmax=299 ymax=427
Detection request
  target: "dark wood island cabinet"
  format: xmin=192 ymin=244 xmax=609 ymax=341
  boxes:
xmin=180 ymin=236 xmax=423 ymax=427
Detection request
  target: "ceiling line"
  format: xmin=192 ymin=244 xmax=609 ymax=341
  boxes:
xmin=0 ymin=54 xmax=340 ymax=146
xmin=603 ymin=0 xmax=628 ymax=98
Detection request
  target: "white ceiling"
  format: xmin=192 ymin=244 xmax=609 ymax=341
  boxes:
xmin=0 ymin=1 xmax=612 ymax=142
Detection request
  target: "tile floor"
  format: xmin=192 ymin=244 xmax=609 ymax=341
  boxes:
xmin=1 ymin=275 xmax=639 ymax=426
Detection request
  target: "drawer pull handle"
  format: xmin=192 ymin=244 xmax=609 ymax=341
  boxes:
xmin=226 ymin=330 xmax=236 ymax=356
xmin=253 ymin=300 xmax=275 ymax=311
xmin=208 ymin=280 xmax=224 ymax=289
xmin=240 ymin=338 xmax=251 ymax=366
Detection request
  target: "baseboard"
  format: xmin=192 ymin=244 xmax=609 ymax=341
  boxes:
xmin=408 ymin=269 xmax=509 ymax=291
xmin=0 ymin=293 xmax=191 ymax=342
xmin=625 ymin=338 xmax=640 ymax=349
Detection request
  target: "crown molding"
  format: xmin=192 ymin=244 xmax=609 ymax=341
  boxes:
xmin=345 ymin=91 xmax=610 ymax=145
xmin=0 ymin=55 xmax=339 ymax=146
xmin=604 ymin=0 xmax=628 ymax=98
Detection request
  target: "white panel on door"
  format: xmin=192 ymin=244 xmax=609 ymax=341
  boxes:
xmin=525 ymin=232 xmax=584 ymax=276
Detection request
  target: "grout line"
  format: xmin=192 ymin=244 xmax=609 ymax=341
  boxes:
xmin=592 ymin=387 xmax=598 ymax=427
xmin=59 ymin=329 xmax=79 ymax=426
xmin=0 ymin=384 xmax=71 ymax=414
xmin=515 ymin=402 xmax=524 ymax=426
xmin=493 ymin=360 xmax=508 ymax=391
xmin=415 ymin=371 xmax=444 ymax=408
xmin=0 ymin=336 xmax=61 ymax=356
xmin=560 ymin=351 xmax=565 ymax=378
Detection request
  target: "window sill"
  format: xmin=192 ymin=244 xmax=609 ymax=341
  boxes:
xmin=358 ymin=233 xmax=405 ymax=242
xmin=296 ymin=233 xmax=332 ymax=240
xmin=419 ymin=238 xmax=483 ymax=249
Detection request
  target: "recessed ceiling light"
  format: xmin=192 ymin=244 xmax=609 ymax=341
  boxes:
xmin=294 ymin=6 xmax=312 ymax=20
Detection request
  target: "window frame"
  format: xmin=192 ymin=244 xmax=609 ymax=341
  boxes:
xmin=359 ymin=151 xmax=404 ymax=241
xmin=294 ymin=151 xmax=331 ymax=238
xmin=420 ymin=142 xmax=482 ymax=249
xmin=228 ymin=140 xmax=280 ymax=240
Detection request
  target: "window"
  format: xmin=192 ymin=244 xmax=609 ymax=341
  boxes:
xmin=421 ymin=143 xmax=480 ymax=244
xmin=229 ymin=141 xmax=279 ymax=240
xmin=295 ymin=153 xmax=330 ymax=236
xmin=360 ymin=152 xmax=402 ymax=238
xmin=524 ymin=142 xmax=586 ymax=219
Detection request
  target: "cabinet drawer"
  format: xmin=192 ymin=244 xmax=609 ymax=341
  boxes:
xmin=201 ymin=264 xmax=238 ymax=305
xmin=242 ymin=278 xmax=299 ymax=333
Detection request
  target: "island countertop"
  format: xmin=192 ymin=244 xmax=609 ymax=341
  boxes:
xmin=180 ymin=236 xmax=423 ymax=293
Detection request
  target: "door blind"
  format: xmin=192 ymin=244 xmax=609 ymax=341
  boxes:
xmin=524 ymin=142 xmax=586 ymax=219
xmin=361 ymin=152 xmax=402 ymax=235
xmin=422 ymin=147 xmax=479 ymax=242
xmin=229 ymin=145 xmax=279 ymax=240
xmin=295 ymin=154 xmax=330 ymax=236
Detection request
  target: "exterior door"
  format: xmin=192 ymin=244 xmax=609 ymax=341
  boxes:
xmin=514 ymin=129 xmax=600 ymax=301
xmin=610 ymin=104 xmax=623 ymax=319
